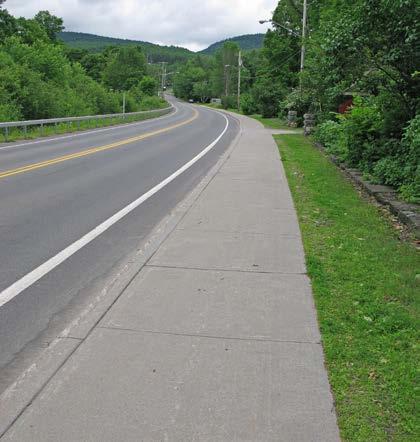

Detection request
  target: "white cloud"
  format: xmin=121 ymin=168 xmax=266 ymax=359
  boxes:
xmin=5 ymin=0 xmax=277 ymax=50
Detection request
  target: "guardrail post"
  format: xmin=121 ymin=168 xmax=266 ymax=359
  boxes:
xmin=4 ymin=127 xmax=8 ymax=142
xmin=40 ymin=123 xmax=44 ymax=136
xmin=24 ymin=125 xmax=27 ymax=139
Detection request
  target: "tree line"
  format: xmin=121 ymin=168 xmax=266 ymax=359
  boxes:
xmin=0 ymin=1 xmax=165 ymax=122
xmin=173 ymin=0 xmax=419 ymax=201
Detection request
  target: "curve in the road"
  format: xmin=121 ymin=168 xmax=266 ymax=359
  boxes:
xmin=0 ymin=110 xmax=228 ymax=308
xmin=0 ymin=109 xmax=199 ymax=180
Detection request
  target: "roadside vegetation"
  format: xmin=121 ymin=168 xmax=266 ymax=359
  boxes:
xmin=0 ymin=108 xmax=170 ymax=143
xmin=0 ymin=1 xmax=165 ymax=126
xmin=276 ymin=133 xmax=419 ymax=441
xmin=173 ymin=0 xmax=419 ymax=202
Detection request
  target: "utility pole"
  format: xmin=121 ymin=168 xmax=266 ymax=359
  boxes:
xmin=300 ymin=0 xmax=308 ymax=73
xmin=160 ymin=62 xmax=167 ymax=97
xmin=224 ymin=64 xmax=230 ymax=97
xmin=237 ymin=51 xmax=242 ymax=110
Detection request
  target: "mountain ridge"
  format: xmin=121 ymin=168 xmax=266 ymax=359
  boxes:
xmin=199 ymin=33 xmax=265 ymax=54
xmin=59 ymin=31 xmax=264 ymax=61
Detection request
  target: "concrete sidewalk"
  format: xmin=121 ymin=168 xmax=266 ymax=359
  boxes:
xmin=2 ymin=114 xmax=340 ymax=441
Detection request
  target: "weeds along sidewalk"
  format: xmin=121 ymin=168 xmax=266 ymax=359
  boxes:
xmin=2 ymin=114 xmax=340 ymax=441
xmin=276 ymin=133 xmax=419 ymax=441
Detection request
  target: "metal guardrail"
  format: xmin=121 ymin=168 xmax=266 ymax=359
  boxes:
xmin=0 ymin=105 xmax=174 ymax=141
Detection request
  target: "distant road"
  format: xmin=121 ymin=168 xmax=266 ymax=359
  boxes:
xmin=0 ymin=97 xmax=239 ymax=370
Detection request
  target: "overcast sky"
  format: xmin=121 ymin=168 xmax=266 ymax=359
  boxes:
xmin=5 ymin=0 xmax=278 ymax=51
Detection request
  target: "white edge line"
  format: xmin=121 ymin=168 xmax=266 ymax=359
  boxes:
xmin=0 ymin=104 xmax=178 ymax=152
xmin=0 ymin=111 xmax=229 ymax=308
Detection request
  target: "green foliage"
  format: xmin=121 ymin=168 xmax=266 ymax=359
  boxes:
xmin=339 ymin=97 xmax=383 ymax=168
xmin=173 ymin=61 xmax=208 ymax=101
xmin=138 ymin=76 xmax=158 ymax=96
xmin=138 ymin=95 xmax=167 ymax=111
xmin=280 ymin=88 xmax=313 ymax=122
xmin=102 ymin=46 xmax=147 ymax=90
xmin=0 ymin=6 xmax=164 ymax=123
xmin=314 ymin=99 xmax=420 ymax=201
xmin=373 ymin=115 xmax=420 ymax=202
xmin=240 ymin=93 xmax=257 ymax=115
xmin=251 ymin=76 xmax=283 ymax=118
xmin=192 ymin=81 xmax=211 ymax=103
xmin=34 ymin=10 xmax=63 ymax=42
xmin=221 ymin=95 xmax=236 ymax=110
xmin=314 ymin=120 xmax=346 ymax=157
xmin=298 ymin=0 xmax=420 ymax=196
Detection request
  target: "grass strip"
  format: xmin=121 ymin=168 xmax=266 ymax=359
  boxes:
xmin=0 ymin=108 xmax=171 ymax=143
xmin=275 ymin=134 xmax=419 ymax=441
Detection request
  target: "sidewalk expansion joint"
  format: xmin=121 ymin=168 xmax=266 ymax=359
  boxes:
xmin=145 ymin=264 xmax=307 ymax=276
xmin=98 ymin=325 xmax=321 ymax=346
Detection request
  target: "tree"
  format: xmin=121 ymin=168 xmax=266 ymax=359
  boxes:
xmin=0 ymin=4 xmax=16 ymax=43
xmin=102 ymin=46 xmax=147 ymax=91
xmin=34 ymin=11 xmax=64 ymax=42
xmin=139 ymin=76 xmax=158 ymax=96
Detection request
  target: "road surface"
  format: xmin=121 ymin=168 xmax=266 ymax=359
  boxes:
xmin=0 ymin=97 xmax=239 ymax=373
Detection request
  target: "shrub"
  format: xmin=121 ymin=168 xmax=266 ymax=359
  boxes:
xmin=138 ymin=95 xmax=167 ymax=111
xmin=240 ymin=93 xmax=257 ymax=115
xmin=314 ymin=120 xmax=346 ymax=158
xmin=139 ymin=76 xmax=158 ymax=96
xmin=340 ymin=97 xmax=383 ymax=169
xmin=280 ymin=88 xmax=313 ymax=126
xmin=221 ymin=95 xmax=237 ymax=110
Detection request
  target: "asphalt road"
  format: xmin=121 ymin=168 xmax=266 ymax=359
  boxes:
xmin=0 ymin=97 xmax=239 ymax=371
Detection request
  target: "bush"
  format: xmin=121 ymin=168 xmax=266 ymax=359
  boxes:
xmin=340 ymin=97 xmax=383 ymax=169
xmin=315 ymin=101 xmax=420 ymax=202
xmin=370 ymin=116 xmax=420 ymax=201
xmin=314 ymin=120 xmax=346 ymax=158
xmin=138 ymin=95 xmax=167 ymax=111
xmin=139 ymin=76 xmax=158 ymax=96
xmin=280 ymin=88 xmax=313 ymax=126
xmin=251 ymin=79 xmax=283 ymax=118
xmin=240 ymin=93 xmax=257 ymax=115
xmin=221 ymin=95 xmax=237 ymax=110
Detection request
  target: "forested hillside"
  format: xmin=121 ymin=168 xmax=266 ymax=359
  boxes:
xmin=199 ymin=34 xmax=264 ymax=55
xmin=0 ymin=2 xmax=165 ymax=122
xmin=60 ymin=31 xmax=193 ymax=64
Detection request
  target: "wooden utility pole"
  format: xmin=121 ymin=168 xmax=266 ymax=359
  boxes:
xmin=300 ymin=0 xmax=307 ymax=72
xmin=160 ymin=62 xmax=167 ymax=97
xmin=224 ymin=64 xmax=230 ymax=97
xmin=237 ymin=51 xmax=242 ymax=110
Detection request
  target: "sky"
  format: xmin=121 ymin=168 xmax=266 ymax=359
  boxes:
xmin=5 ymin=0 xmax=278 ymax=51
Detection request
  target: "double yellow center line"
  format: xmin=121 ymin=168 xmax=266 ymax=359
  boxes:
xmin=0 ymin=109 xmax=199 ymax=181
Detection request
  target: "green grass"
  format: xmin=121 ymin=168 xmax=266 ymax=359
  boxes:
xmin=248 ymin=114 xmax=292 ymax=130
xmin=0 ymin=108 xmax=170 ymax=143
xmin=275 ymin=134 xmax=419 ymax=441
